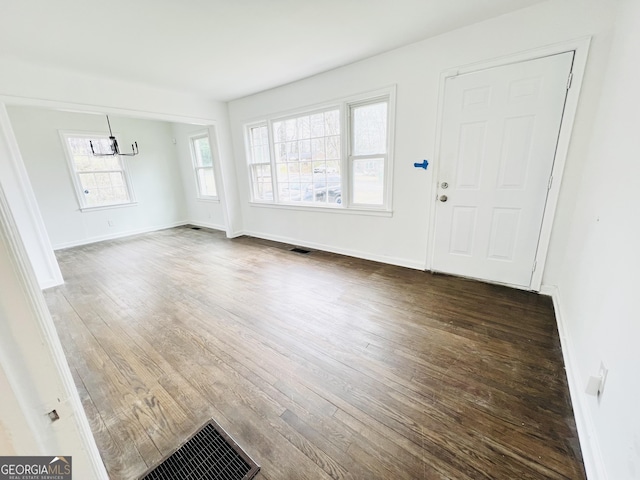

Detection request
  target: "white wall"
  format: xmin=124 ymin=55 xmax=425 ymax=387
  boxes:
xmin=171 ymin=123 xmax=226 ymax=230
xmin=7 ymin=107 xmax=189 ymax=249
xmin=541 ymin=0 xmax=640 ymax=478
xmin=228 ymin=0 xmax=617 ymax=269
xmin=0 ymin=363 xmax=34 ymax=455
xmin=0 ymin=104 xmax=63 ymax=288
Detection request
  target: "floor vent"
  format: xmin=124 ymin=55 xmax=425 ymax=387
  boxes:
xmin=290 ymin=247 xmax=311 ymax=255
xmin=190 ymin=227 xmax=202 ymax=230
xmin=140 ymin=420 xmax=260 ymax=480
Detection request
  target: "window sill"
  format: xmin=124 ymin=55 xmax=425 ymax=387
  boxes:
xmin=249 ymin=201 xmax=393 ymax=217
xmin=79 ymin=202 xmax=138 ymax=212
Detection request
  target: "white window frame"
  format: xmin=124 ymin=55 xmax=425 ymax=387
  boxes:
xmin=347 ymin=96 xmax=393 ymax=209
xmin=59 ymin=131 xmax=136 ymax=211
xmin=189 ymin=132 xmax=219 ymax=201
xmin=245 ymin=123 xmax=273 ymax=203
xmin=270 ymin=105 xmax=343 ymax=205
xmin=244 ymin=86 xmax=395 ymax=214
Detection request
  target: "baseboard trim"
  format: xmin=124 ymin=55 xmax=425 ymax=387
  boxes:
xmin=241 ymin=229 xmax=425 ymax=270
xmin=540 ymin=284 xmax=607 ymax=480
xmin=40 ymin=275 xmax=64 ymax=290
xmin=53 ymin=221 xmax=189 ymax=250
xmin=186 ymin=220 xmax=226 ymax=232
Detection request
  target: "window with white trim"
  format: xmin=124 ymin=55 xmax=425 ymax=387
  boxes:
xmin=190 ymin=133 xmax=218 ymax=199
xmin=245 ymin=91 xmax=393 ymax=211
xmin=62 ymin=133 xmax=134 ymax=209
xmin=246 ymin=125 xmax=273 ymax=201
xmin=273 ymin=107 xmax=341 ymax=205
xmin=349 ymin=100 xmax=388 ymax=206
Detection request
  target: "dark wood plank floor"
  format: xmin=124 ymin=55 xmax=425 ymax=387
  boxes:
xmin=44 ymin=226 xmax=585 ymax=479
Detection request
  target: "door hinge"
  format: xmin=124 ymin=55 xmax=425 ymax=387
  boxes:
xmin=547 ymin=175 xmax=553 ymax=191
xmin=532 ymin=260 xmax=537 ymax=273
xmin=567 ymin=72 xmax=573 ymax=90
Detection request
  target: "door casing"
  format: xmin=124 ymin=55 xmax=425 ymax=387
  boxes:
xmin=426 ymin=37 xmax=592 ymax=291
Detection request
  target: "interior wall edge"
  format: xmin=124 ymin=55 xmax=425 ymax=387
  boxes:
xmin=541 ymin=283 xmax=607 ymax=480
xmin=0 ymin=103 xmax=63 ymax=288
xmin=0 ymin=93 xmax=221 ymax=126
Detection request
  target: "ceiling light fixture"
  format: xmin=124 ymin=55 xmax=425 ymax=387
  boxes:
xmin=90 ymin=115 xmax=139 ymax=157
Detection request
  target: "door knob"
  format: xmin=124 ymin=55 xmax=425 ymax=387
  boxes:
xmin=439 ymin=195 xmax=448 ymax=202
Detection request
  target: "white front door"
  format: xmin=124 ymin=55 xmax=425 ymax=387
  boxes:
xmin=432 ymin=52 xmax=574 ymax=287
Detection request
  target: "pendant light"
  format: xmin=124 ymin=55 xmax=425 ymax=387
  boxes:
xmin=90 ymin=115 xmax=139 ymax=157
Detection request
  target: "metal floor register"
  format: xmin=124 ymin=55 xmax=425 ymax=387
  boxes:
xmin=140 ymin=420 xmax=260 ymax=480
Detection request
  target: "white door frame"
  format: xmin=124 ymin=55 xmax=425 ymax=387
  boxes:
xmin=426 ymin=37 xmax=592 ymax=291
xmin=0 ymin=180 xmax=109 ymax=478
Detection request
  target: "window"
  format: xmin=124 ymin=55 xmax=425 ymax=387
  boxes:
xmin=190 ymin=133 xmax=218 ymax=199
xmin=245 ymin=90 xmax=393 ymax=211
xmin=62 ymin=133 xmax=134 ymax=209
xmin=272 ymin=108 xmax=341 ymax=205
xmin=349 ymin=100 xmax=388 ymax=206
xmin=246 ymin=125 xmax=273 ymax=201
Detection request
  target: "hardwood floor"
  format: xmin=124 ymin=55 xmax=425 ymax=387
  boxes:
xmin=44 ymin=226 xmax=585 ymax=479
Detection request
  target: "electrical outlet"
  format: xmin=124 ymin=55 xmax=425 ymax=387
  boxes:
xmin=586 ymin=362 xmax=608 ymax=397
xmin=598 ymin=362 xmax=608 ymax=396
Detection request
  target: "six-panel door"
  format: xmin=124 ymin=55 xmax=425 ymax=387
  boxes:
xmin=432 ymin=52 xmax=574 ymax=287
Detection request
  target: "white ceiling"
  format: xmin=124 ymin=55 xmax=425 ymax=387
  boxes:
xmin=0 ymin=0 xmax=545 ymax=101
